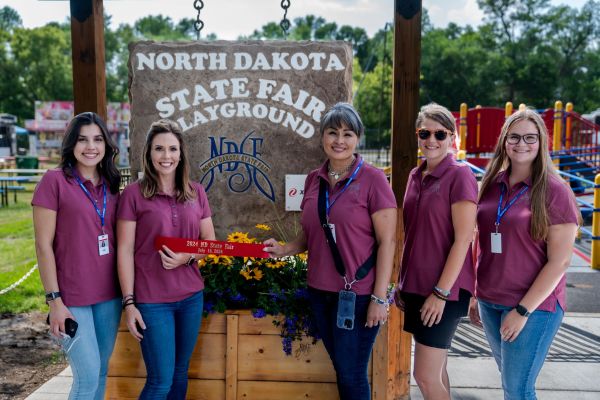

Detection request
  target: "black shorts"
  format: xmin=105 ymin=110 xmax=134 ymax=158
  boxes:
xmin=401 ymin=289 xmax=471 ymax=349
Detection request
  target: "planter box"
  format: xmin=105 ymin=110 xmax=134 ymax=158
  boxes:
xmin=106 ymin=310 xmax=404 ymax=400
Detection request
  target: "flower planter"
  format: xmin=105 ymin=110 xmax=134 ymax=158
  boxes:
xmin=106 ymin=309 xmax=404 ymax=400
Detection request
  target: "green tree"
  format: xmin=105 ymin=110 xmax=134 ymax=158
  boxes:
xmin=0 ymin=6 xmax=22 ymax=32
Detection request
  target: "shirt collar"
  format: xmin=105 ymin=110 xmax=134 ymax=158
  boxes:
xmin=317 ymin=153 xmax=364 ymax=182
xmin=417 ymin=153 xmax=455 ymax=179
xmin=496 ymin=170 xmax=533 ymax=188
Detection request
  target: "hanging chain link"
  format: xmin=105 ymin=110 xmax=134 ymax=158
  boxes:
xmin=280 ymin=0 xmax=291 ymax=39
xmin=193 ymin=0 xmax=205 ymax=40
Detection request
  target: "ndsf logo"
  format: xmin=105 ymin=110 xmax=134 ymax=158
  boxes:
xmin=288 ymin=188 xmax=304 ymax=197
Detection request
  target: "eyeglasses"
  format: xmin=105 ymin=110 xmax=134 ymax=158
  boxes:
xmin=506 ymin=133 xmax=539 ymax=145
xmin=416 ymin=128 xmax=450 ymax=141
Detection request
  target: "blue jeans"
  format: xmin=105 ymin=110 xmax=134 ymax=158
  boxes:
xmin=478 ymin=299 xmax=563 ymax=400
xmin=64 ymin=297 xmax=121 ymax=400
xmin=136 ymin=291 xmax=204 ymax=400
xmin=308 ymin=287 xmax=379 ymax=400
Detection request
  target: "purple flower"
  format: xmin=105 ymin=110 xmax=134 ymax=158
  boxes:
xmin=230 ymin=292 xmax=246 ymax=302
xmin=252 ymin=308 xmax=267 ymax=318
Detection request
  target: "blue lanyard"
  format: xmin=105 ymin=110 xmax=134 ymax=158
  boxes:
xmin=496 ymin=184 xmax=528 ymax=228
xmin=74 ymin=174 xmax=107 ymax=229
xmin=325 ymin=158 xmax=364 ymax=218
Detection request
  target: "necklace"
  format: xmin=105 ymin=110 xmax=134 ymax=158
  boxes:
xmin=328 ymin=156 xmax=356 ymax=180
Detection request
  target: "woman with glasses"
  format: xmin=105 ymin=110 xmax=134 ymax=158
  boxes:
xmin=397 ymin=103 xmax=477 ymax=400
xmin=469 ymin=110 xmax=579 ymax=400
xmin=33 ymin=112 xmax=122 ymax=399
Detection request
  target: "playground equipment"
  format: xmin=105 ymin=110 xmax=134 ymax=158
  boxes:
xmin=456 ymin=101 xmax=600 ymax=270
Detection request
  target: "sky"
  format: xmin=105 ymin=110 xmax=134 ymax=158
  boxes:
xmin=2 ymin=0 xmax=591 ymax=39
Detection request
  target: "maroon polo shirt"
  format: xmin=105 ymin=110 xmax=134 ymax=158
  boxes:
xmin=476 ymin=171 xmax=578 ymax=311
xmin=300 ymin=155 xmax=397 ymax=295
xmin=399 ymin=154 xmax=478 ymax=300
xmin=117 ymin=181 xmax=211 ymax=303
xmin=32 ymin=169 xmax=120 ymax=306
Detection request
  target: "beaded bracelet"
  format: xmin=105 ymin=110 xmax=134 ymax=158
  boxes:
xmin=370 ymin=294 xmax=387 ymax=305
xmin=122 ymin=294 xmax=136 ymax=310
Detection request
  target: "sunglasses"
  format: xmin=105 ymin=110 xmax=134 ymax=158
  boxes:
xmin=506 ymin=133 xmax=539 ymax=145
xmin=416 ymin=128 xmax=451 ymax=141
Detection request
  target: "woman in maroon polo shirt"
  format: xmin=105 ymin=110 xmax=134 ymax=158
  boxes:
xmin=33 ymin=112 xmax=122 ymax=399
xmin=470 ymin=109 xmax=579 ymax=400
xmin=117 ymin=119 xmax=215 ymax=399
xmin=263 ymin=103 xmax=397 ymax=400
xmin=398 ymin=103 xmax=478 ymax=400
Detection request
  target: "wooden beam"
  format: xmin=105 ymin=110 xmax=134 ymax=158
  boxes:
xmin=390 ymin=0 xmax=422 ymax=398
xmin=69 ymin=0 xmax=107 ymax=121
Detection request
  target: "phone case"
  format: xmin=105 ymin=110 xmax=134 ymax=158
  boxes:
xmin=337 ymin=290 xmax=356 ymax=330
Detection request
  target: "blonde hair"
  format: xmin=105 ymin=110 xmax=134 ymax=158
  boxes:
xmin=140 ymin=119 xmax=197 ymax=202
xmin=479 ymin=109 xmax=577 ymax=240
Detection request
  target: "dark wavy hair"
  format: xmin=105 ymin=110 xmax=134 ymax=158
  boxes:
xmin=140 ymin=119 xmax=196 ymax=202
xmin=58 ymin=112 xmax=121 ymax=194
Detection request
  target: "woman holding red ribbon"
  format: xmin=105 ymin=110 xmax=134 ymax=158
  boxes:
xmin=397 ymin=103 xmax=478 ymax=400
xmin=117 ymin=119 xmax=215 ymax=399
xmin=469 ymin=110 xmax=579 ymax=400
xmin=264 ymin=103 xmax=397 ymax=400
xmin=33 ymin=112 xmax=122 ymax=400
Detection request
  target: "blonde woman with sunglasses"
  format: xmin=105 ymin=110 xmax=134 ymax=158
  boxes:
xmin=397 ymin=103 xmax=478 ymax=400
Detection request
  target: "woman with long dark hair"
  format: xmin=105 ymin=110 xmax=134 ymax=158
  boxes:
xmin=33 ymin=112 xmax=122 ymax=399
xmin=117 ymin=119 xmax=215 ymax=399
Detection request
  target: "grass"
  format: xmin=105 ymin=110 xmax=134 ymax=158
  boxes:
xmin=0 ymin=183 xmax=46 ymax=314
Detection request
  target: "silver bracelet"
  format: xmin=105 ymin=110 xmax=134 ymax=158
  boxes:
xmin=370 ymin=294 xmax=386 ymax=305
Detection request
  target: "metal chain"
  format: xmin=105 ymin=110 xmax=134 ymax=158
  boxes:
xmin=280 ymin=0 xmax=291 ymax=39
xmin=193 ymin=0 xmax=205 ymax=40
xmin=0 ymin=264 xmax=38 ymax=296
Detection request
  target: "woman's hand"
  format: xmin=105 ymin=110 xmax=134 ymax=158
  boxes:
xmin=500 ymin=309 xmax=528 ymax=342
xmin=366 ymin=301 xmax=388 ymax=328
xmin=420 ymin=294 xmax=446 ymax=327
xmin=48 ymin=299 xmax=75 ymax=338
xmin=159 ymin=245 xmax=189 ymax=269
xmin=468 ymin=297 xmax=482 ymax=327
xmin=263 ymin=238 xmax=286 ymax=258
xmin=124 ymin=305 xmax=146 ymax=341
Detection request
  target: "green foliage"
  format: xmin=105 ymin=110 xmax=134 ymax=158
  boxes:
xmin=200 ymin=228 xmax=315 ymax=355
xmin=0 ymin=186 xmax=45 ymax=314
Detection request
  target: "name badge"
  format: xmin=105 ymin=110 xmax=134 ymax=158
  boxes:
xmin=327 ymin=223 xmax=336 ymax=243
xmin=98 ymin=234 xmax=109 ymax=256
xmin=491 ymin=232 xmax=502 ymax=254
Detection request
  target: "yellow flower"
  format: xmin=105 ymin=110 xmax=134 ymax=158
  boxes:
xmin=265 ymin=259 xmax=284 ymax=269
xmin=255 ymin=223 xmax=271 ymax=231
xmin=227 ymin=231 xmax=250 ymax=243
xmin=298 ymin=252 xmax=308 ymax=261
xmin=239 ymin=266 xmax=263 ymax=281
xmin=214 ymin=255 xmax=233 ymax=265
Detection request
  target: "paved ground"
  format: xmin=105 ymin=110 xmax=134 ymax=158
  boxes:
xmin=27 ymin=264 xmax=600 ymax=400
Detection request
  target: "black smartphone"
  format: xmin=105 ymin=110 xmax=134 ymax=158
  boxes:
xmin=46 ymin=315 xmax=78 ymax=338
xmin=64 ymin=318 xmax=78 ymax=338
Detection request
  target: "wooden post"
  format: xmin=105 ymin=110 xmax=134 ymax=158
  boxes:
xmin=69 ymin=0 xmax=107 ymax=121
xmin=390 ymin=1 xmax=421 ymax=398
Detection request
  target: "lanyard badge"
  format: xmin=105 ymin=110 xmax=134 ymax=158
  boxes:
xmin=492 ymin=184 xmax=528 ymax=254
xmin=74 ymin=174 xmax=109 ymax=256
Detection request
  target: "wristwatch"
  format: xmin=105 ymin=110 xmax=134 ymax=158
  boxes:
xmin=515 ymin=304 xmax=531 ymax=317
xmin=186 ymin=255 xmax=196 ymax=266
xmin=45 ymin=291 xmax=61 ymax=302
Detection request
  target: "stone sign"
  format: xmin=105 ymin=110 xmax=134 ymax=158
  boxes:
xmin=128 ymin=40 xmax=353 ymax=238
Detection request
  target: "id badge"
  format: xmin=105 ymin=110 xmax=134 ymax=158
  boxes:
xmin=98 ymin=234 xmax=109 ymax=256
xmin=327 ymin=223 xmax=336 ymax=242
xmin=337 ymin=290 xmax=356 ymax=330
xmin=491 ymin=232 xmax=502 ymax=254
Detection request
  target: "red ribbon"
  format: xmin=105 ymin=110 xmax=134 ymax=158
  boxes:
xmin=154 ymin=236 xmax=270 ymax=258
